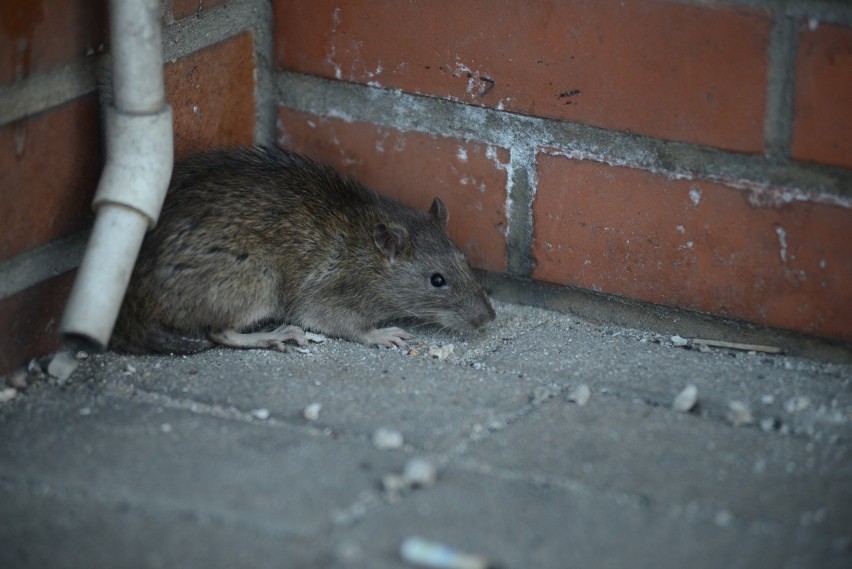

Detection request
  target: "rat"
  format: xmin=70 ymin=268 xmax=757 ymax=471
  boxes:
xmin=110 ymin=146 xmax=496 ymax=354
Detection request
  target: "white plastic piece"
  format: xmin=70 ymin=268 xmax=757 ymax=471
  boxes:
xmin=399 ymin=537 xmax=489 ymax=569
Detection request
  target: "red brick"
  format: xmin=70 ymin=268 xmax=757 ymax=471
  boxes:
xmin=791 ymin=23 xmax=852 ymax=169
xmin=275 ymin=0 xmax=769 ymax=152
xmin=172 ymin=0 xmax=228 ymax=21
xmin=0 ymin=272 xmax=75 ymax=376
xmin=277 ymin=107 xmax=508 ymax=272
xmin=532 ymin=153 xmax=852 ymax=341
xmin=165 ymin=32 xmax=256 ymax=160
xmin=0 ymin=96 xmax=101 ymax=262
xmin=0 ymin=0 xmax=107 ymax=85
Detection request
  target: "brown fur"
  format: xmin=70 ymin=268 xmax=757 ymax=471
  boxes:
xmin=111 ymin=147 xmax=495 ymax=354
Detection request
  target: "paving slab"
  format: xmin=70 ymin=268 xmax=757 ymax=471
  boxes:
xmin=339 ymin=468 xmax=845 ymax=569
xmin=1 ymin=300 xmax=850 ymax=568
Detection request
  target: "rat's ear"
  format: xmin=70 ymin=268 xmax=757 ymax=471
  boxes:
xmin=429 ymin=197 xmax=449 ymax=229
xmin=373 ymin=223 xmax=408 ymax=263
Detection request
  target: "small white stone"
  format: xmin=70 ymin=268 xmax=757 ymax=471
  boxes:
xmin=295 ymin=347 xmax=312 ymax=355
xmin=251 ymin=408 xmax=271 ymax=420
xmin=304 ymin=332 xmax=327 ymax=343
xmin=381 ymin=473 xmax=407 ymax=494
xmin=760 ymin=394 xmax=774 ymax=405
xmin=760 ymin=417 xmax=777 ymax=432
xmin=303 ymin=402 xmax=322 ymax=421
xmin=125 ymin=363 xmax=136 ymax=374
xmin=427 ymin=344 xmax=455 ymax=360
xmin=47 ymin=351 xmax=79 ymax=383
xmin=728 ymin=401 xmax=754 ymax=426
xmin=6 ymin=369 xmax=28 ymax=389
xmin=75 ymin=351 xmax=89 ymax=360
xmin=673 ymin=384 xmax=698 ymax=413
xmin=27 ymin=359 xmax=44 ymax=377
xmin=0 ymin=388 xmax=17 ymax=403
xmin=785 ymin=396 xmax=811 ymax=414
xmin=78 ymin=407 xmax=92 ymax=416
xmin=372 ymin=427 xmax=404 ymax=450
xmin=567 ymin=384 xmax=591 ymax=406
xmin=402 ymin=458 xmax=438 ymax=488
xmin=160 ymin=423 xmax=172 ymax=433
xmin=670 ymin=335 xmax=689 ymax=347
xmin=714 ymin=510 xmax=733 ymax=527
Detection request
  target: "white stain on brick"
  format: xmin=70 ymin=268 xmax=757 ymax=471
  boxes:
xmin=326 ymin=8 xmax=343 ymax=80
xmin=457 ymin=147 xmax=468 ymax=162
xmin=775 ymin=226 xmax=788 ymax=264
xmin=689 ymin=187 xmax=702 ymax=207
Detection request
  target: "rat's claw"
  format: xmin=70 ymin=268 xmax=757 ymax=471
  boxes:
xmin=364 ymin=327 xmax=411 ymax=348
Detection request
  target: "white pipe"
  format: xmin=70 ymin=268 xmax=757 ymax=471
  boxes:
xmin=60 ymin=0 xmax=173 ymax=352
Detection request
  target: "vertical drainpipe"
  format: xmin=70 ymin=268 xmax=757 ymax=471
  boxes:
xmin=59 ymin=0 xmax=173 ymax=352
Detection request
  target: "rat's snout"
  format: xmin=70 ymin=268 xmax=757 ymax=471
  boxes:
xmin=471 ymin=296 xmax=497 ymax=328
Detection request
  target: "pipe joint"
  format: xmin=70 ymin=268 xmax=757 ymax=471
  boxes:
xmin=94 ymin=105 xmax=174 ymax=227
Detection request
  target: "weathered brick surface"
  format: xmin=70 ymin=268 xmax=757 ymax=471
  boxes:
xmin=0 ymin=272 xmax=75 ymax=375
xmin=277 ymin=107 xmax=508 ymax=272
xmin=165 ymin=32 xmax=257 ymax=160
xmin=532 ymin=153 xmax=852 ymax=341
xmin=792 ymin=22 xmax=852 ymax=170
xmin=172 ymin=0 xmax=228 ymax=21
xmin=0 ymin=96 xmax=101 ymax=262
xmin=275 ymin=0 xmax=769 ymax=153
xmin=0 ymin=0 xmax=107 ymax=86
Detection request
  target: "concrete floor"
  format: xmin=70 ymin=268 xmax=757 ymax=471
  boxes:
xmin=1 ymin=301 xmax=850 ymax=568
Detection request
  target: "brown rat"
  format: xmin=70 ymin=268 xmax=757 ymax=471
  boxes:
xmin=110 ymin=146 xmax=496 ymax=354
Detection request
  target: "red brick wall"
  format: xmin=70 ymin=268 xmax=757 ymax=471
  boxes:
xmin=0 ymin=0 xmax=257 ymax=374
xmin=274 ymin=1 xmax=852 ymax=343
xmin=2 ymin=1 xmax=851 ymax=374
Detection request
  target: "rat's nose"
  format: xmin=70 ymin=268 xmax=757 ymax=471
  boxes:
xmin=471 ymin=299 xmax=496 ymax=328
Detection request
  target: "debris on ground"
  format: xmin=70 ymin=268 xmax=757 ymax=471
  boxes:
xmin=670 ymin=335 xmax=689 ymax=347
xmin=47 ymin=351 xmax=79 ymax=383
xmin=5 ymin=369 xmax=29 ymax=390
xmin=428 ymin=345 xmax=455 ymax=360
xmin=372 ymin=427 xmax=404 ymax=450
xmin=727 ymin=400 xmax=754 ymax=427
xmin=402 ymin=458 xmax=438 ymax=488
xmin=0 ymin=387 xmax=17 ymax=403
xmin=673 ymin=384 xmax=698 ymax=413
xmin=785 ymin=396 xmax=811 ymax=413
xmin=303 ymin=402 xmax=322 ymax=421
xmin=692 ymin=338 xmax=783 ymax=354
xmin=566 ymin=384 xmax=591 ymax=406
xmin=400 ymin=536 xmax=491 ymax=569
xmin=251 ymin=408 xmax=271 ymax=420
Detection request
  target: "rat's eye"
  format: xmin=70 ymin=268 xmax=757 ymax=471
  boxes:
xmin=430 ymin=273 xmax=447 ymax=288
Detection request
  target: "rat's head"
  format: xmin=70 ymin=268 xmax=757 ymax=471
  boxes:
xmin=372 ymin=197 xmax=496 ymax=332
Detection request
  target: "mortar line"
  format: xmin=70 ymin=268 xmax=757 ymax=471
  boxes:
xmin=0 ymin=0 xmax=263 ymax=128
xmin=275 ymin=71 xmax=852 ymax=204
xmin=764 ymin=10 xmax=798 ymax=163
xmin=0 ymin=58 xmax=99 ymax=128
xmin=669 ymin=0 xmax=852 ymax=26
xmin=249 ymin=0 xmax=277 ymax=147
xmin=0 ymin=232 xmax=88 ymax=300
xmin=505 ymin=146 xmax=535 ymax=279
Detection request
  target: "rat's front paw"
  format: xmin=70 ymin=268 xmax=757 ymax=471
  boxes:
xmin=363 ymin=327 xmax=411 ymax=348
